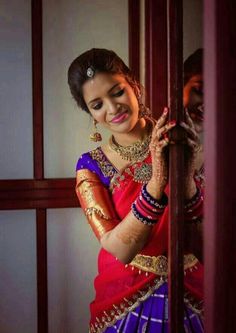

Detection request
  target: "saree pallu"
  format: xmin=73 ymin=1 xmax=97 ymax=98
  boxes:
xmin=76 ymin=148 xmax=204 ymax=333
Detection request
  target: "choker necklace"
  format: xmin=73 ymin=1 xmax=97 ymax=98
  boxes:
xmin=109 ymin=133 xmax=152 ymax=162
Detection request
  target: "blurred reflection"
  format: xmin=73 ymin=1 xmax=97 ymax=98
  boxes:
xmin=183 ymin=49 xmax=204 ymax=262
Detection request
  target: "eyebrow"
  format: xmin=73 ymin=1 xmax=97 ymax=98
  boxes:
xmin=88 ymin=83 xmax=120 ymax=105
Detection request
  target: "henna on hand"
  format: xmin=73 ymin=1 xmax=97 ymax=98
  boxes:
xmin=148 ymin=107 xmax=176 ymax=198
xmin=180 ymin=109 xmax=201 ymax=199
xmin=116 ymin=218 xmax=149 ymax=245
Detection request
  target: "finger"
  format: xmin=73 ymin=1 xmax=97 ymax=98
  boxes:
xmin=186 ymin=138 xmax=201 ymax=152
xmin=180 ymin=121 xmax=197 ymax=140
xmin=155 ymin=107 xmax=169 ymax=129
xmin=150 ymin=137 xmax=170 ymax=152
xmin=154 ymin=121 xmax=176 ymax=140
xmin=185 ymin=108 xmax=195 ymax=128
xmin=156 ymin=120 xmax=176 ymax=140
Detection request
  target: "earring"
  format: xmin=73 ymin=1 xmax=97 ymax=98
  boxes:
xmin=138 ymin=97 xmax=152 ymax=118
xmin=90 ymin=119 xmax=102 ymax=142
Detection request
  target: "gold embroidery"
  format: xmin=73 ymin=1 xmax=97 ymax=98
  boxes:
xmin=89 ymin=275 xmax=203 ymax=333
xmin=76 ymin=169 xmax=119 ymax=239
xmin=129 ymin=253 xmax=198 ymax=276
xmin=89 ymin=147 xmax=153 ymax=192
xmin=89 ymin=278 xmax=166 ymax=333
xmin=90 ymin=147 xmax=117 ymax=178
xmin=133 ymin=163 xmax=152 ymax=183
xmin=110 ymin=161 xmax=153 ymax=193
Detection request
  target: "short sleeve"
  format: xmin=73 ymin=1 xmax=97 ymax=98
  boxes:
xmin=76 ymin=150 xmax=114 ymax=188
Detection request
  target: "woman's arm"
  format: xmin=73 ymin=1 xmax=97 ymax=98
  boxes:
xmin=100 ymin=211 xmax=154 ymax=264
xmin=76 ymin=169 xmax=165 ymax=264
xmin=76 ymin=109 xmax=175 ymax=264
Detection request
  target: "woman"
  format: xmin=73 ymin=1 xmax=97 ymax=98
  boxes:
xmin=68 ymin=48 xmax=204 ymax=332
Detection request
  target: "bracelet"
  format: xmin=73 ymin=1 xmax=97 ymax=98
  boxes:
xmin=137 ymin=195 xmax=165 ymax=216
xmin=141 ymin=184 xmax=168 ymax=209
xmin=185 ymin=216 xmax=203 ymax=224
xmin=139 ymin=194 xmax=164 ymax=214
xmin=136 ymin=197 xmax=161 ymax=220
xmin=184 ymin=185 xmax=203 ymax=211
xmin=131 ymin=202 xmax=157 ymax=226
xmin=131 ymin=185 xmax=168 ymax=226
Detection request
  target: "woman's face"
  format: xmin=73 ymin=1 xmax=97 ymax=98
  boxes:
xmin=82 ymin=72 xmax=140 ymax=135
xmin=183 ymin=74 xmax=204 ymax=133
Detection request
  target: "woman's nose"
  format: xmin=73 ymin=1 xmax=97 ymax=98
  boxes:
xmin=107 ymin=101 xmax=120 ymax=114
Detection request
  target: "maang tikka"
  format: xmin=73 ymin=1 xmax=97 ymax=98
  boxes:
xmin=90 ymin=119 xmax=102 ymax=142
xmin=87 ymin=66 xmax=95 ymax=78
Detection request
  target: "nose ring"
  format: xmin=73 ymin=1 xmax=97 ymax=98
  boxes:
xmin=117 ymin=103 xmax=121 ymax=109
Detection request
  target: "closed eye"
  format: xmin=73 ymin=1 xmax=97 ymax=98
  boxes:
xmin=92 ymin=102 xmax=103 ymax=110
xmin=192 ymin=87 xmax=203 ymax=96
xmin=112 ymin=88 xmax=125 ymax=97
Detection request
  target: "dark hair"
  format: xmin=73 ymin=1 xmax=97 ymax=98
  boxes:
xmin=184 ymin=48 xmax=203 ymax=85
xmin=68 ymin=48 xmax=140 ymax=113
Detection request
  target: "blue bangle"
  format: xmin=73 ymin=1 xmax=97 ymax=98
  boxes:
xmin=141 ymin=184 xmax=168 ymax=209
xmin=131 ymin=202 xmax=157 ymax=226
xmin=184 ymin=185 xmax=202 ymax=210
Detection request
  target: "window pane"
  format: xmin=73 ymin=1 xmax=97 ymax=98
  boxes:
xmin=0 ymin=0 xmax=33 ymax=179
xmin=0 ymin=210 xmax=37 ymax=333
xmin=47 ymin=208 xmax=100 ymax=333
xmin=43 ymin=0 xmax=129 ymax=178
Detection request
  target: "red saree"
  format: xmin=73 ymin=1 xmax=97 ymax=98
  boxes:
xmin=76 ymin=150 xmax=204 ymax=333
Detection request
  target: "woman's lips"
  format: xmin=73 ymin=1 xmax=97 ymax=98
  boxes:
xmin=110 ymin=111 xmax=128 ymax=124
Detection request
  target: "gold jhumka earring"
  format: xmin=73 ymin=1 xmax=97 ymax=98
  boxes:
xmin=138 ymin=96 xmax=152 ymax=118
xmin=90 ymin=119 xmax=102 ymax=142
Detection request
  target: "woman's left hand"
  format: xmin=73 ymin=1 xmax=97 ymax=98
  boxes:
xmin=180 ymin=109 xmax=201 ymax=199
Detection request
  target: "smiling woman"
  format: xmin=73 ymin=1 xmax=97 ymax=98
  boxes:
xmin=82 ymin=73 xmax=141 ymax=138
xmin=68 ymin=48 xmax=204 ymax=333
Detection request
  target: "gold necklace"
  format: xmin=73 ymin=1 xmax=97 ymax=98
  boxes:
xmin=109 ymin=133 xmax=152 ymax=162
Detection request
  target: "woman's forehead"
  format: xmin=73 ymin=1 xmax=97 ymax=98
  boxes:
xmin=188 ymin=74 xmax=203 ymax=83
xmin=82 ymin=72 xmax=126 ymax=101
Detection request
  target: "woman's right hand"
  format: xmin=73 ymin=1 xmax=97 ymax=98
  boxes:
xmin=147 ymin=107 xmax=176 ymax=199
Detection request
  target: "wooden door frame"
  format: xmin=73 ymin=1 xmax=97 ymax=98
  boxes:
xmin=204 ymin=0 xmax=236 ymax=332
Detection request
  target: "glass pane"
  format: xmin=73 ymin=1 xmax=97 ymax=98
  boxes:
xmin=0 ymin=0 xmax=33 ymax=179
xmin=0 ymin=210 xmax=37 ymax=333
xmin=47 ymin=208 xmax=100 ymax=333
xmin=183 ymin=0 xmax=203 ymax=59
xmin=43 ymin=0 xmax=129 ymax=178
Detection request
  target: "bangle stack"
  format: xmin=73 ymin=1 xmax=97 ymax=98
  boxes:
xmin=184 ymin=185 xmax=203 ymax=212
xmin=184 ymin=184 xmax=204 ymax=223
xmin=131 ymin=184 xmax=168 ymax=226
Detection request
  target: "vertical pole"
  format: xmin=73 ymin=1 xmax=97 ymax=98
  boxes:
xmin=32 ymin=0 xmax=44 ymax=180
xmin=32 ymin=1 xmax=48 ymax=332
xmin=36 ymin=209 xmax=48 ymax=333
xmin=204 ymin=0 xmax=236 ymax=332
xmin=167 ymin=1 xmax=184 ymax=332
xmin=145 ymin=0 xmax=168 ymax=119
xmin=128 ymin=0 xmax=140 ymax=81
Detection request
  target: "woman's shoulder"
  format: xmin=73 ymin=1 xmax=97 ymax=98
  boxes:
xmin=76 ymin=146 xmax=116 ymax=187
xmin=76 ymin=147 xmax=102 ymax=171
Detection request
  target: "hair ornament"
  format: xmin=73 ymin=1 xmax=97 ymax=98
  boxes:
xmin=87 ymin=67 xmax=95 ymax=78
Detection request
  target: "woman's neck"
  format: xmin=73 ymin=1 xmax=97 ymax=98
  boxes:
xmin=112 ymin=118 xmax=149 ymax=146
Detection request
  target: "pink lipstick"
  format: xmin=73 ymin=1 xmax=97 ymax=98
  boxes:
xmin=111 ymin=112 xmax=128 ymax=124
